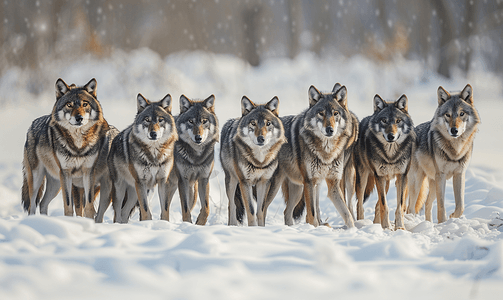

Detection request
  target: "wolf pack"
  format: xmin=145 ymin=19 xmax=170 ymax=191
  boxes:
xmin=21 ymin=78 xmax=480 ymax=230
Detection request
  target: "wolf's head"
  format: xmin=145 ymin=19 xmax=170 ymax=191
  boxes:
xmin=371 ymin=94 xmax=413 ymax=143
xmin=133 ymin=93 xmax=176 ymax=144
xmin=238 ymin=96 xmax=285 ymax=148
xmin=53 ymin=78 xmax=102 ymax=128
xmin=305 ymin=83 xmax=349 ymax=138
xmin=436 ymin=84 xmax=480 ymax=139
xmin=177 ymin=94 xmax=219 ymax=145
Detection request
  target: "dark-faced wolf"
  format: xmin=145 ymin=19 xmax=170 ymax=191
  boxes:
xmin=354 ymin=94 xmax=415 ymax=230
xmin=165 ymin=94 xmax=219 ymax=225
xmin=109 ymin=93 xmax=177 ymax=223
xmin=263 ymin=83 xmax=358 ymax=228
xmin=220 ymin=96 xmax=286 ymax=226
xmin=22 ymin=78 xmax=117 ymax=218
xmin=408 ymin=84 xmax=480 ymax=223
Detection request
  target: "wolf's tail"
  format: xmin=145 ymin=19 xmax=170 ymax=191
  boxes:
xmin=414 ymin=177 xmax=429 ymax=213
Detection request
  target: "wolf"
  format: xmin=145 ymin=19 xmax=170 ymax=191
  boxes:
xmin=21 ymin=78 xmax=117 ymax=218
xmin=262 ymin=84 xmax=357 ymax=228
xmin=354 ymin=94 xmax=415 ymax=230
xmin=109 ymin=93 xmax=177 ymax=223
xmin=164 ymin=94 xmax=219 ymax=225
xmin=220 ymin=96 xmax=286 ymax=226
xmin=408 ymin=84 xmax=480 ymax=223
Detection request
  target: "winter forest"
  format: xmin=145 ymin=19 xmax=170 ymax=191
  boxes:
xmin=1 ymin=1 xmax=503 ymax=300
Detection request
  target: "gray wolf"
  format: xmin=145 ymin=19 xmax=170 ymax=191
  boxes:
xmin=109 ymin=93 xmax=177 ymax=223
xmin=263 ymin=83 xmax=357 ymax=228
xmin=165 ymin=94 xmax=219 ymax=225
xmin=21 ymin=78 xmax=117 ymax=218
xmin=408 ymin=84 xmax=480 ymax=223
xmin=220 ymin=96 xmax=286 ymax=226
xmin=354 ymin=94 xmax=415 ymax=230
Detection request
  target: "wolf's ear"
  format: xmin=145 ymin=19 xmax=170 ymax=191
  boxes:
xmin=334 ymin=85 xmax=347 ymax=108
xmin=332 ymin=83 xmax=342 ymax=93
xmin=395 ymin=94 xmax=408 ymax=112
xmin=179 ymin=95 xmax=192 ymax=114
xmin=83 ymin=78 xmax=97 ymax=98
xmin=460 ymin=84 xmax=473 ymax=105
xmin=55 ymin=78 xmax=70 ymax=100
xmin=160 ymin=94 xmax=172 ymax=113
xmin=241 ymin=96 xmax=255 ymax=116
xmin=308 ymin=85 xmax=321 ymax=107
xmin=203 ymin=94 xmax=216 ymax=113
xmin=265 ymin=96 xmax=280 ymax=116
xmin=373 ymin=94 xmax=386 ymax=112
xmin=437 ymin=86 xmax=450 ymax=106
xmin=137 ymin=93 xmax=150 ymax=113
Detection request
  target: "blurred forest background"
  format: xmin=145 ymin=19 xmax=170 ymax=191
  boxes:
xmin=1 ymin=0 xmax=502 ymax=96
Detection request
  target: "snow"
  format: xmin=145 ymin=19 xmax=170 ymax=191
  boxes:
xmin=1 ymin=49 xmax=503 ymax=299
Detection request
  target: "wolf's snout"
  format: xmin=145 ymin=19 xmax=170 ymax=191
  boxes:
xmin=325 ymin=126 xmax=334 ymax=136
xmin=75 ymin=115 xmax=83 ymax=123
xmin=195 ymin=135 xmax=202 ymax=144
xmin=257 ymin=135 xmax=265 ymax=144
xmin=149 ymin=131 xmax=158 ymax=140
xmin=450 ymin=127 xmax=458 ymax=136
xmin=386 ymin=133 xmax=395 ymax=142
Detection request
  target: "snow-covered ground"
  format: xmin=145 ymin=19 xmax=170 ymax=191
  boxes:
xmin=1 ymin=49 xmax=503 ymax=299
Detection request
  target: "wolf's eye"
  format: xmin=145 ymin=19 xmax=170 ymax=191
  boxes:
xmin=445 ymin=113 xmax=451 ymax=118
xmin=189 ymin=119 xmax=194 ymax=124
xmin=266 ymin=121 xmax=271 ymax=126
xmin=318 ymin=111 xmax=325 ymax=117
xmin=66 ymin=103 xmax=73 ymax=108
xmin=144 ymin=116 xmax=151 ymax=122
xmin=381 ymin=118 xmax=387 ymax=124
xmin=82 ymin=102 xmax=88 ymax=107
xmin=333 ymin=111 xmax=339 ymax=116
xmin=202 ymin=119 xmax=208 ymax=124
xmin=158 ymin=117 xmax=164 ymax=122
xmin=396 ymin=118 xmax=402 ymax=124
xmin=460 ymin=112 xmax=465 ymax=117
xmin=250 ymin=121 xmax=256 ymax=126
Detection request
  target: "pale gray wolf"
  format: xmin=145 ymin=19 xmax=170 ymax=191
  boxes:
xmin=220 ymin=96 xmax=286 ymax=226
xmin=262 ymin=83 xmax=358 ymax=228
xmin=109 ymin=93 xmax=177 ymax=223
xmin=164 ymin=94 xmax=219 ymax=225
xmin=354 ymin=94 xmax=415 ymax=230
xmin=408 ymin=84 xmax=480 ymax=223
xmin=21 ymin=78 xmax=118 ymax=218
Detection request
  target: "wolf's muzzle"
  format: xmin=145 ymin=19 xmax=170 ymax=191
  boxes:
xmin=195 ymin=135 xmax=202 ymax=144
xmin=75 ymin=115 xmax=83 ymax=124
xmin=325 ymin=126 xmax=334 ymax=137
xmin=450 ymin=127 xmax=459 ymax=137
xmin=149 ymin=131 xmax=158 ymax=140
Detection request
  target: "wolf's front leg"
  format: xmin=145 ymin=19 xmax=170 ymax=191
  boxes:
xmin=83 ymin=169 xmax=96 ymax=219
xmin=450 ymin=171 xmax=465 ymax=219
xmin=327 ymin=178 xmax=355 ymax=228
xmin=135 ymin=181 xmax=152 ymax=221
xmin=161 ymin=173 xmax=178 ymax=221
xmin=238 ymin=182 xmax=257 ymax=226
xmin=195 ymin=177 xmax=210 ymax=225
xmin=303 ymin=179 xmax=319 ymax=227
xmin=394 ymin=174 xmax=406 ymax=230
xmin=375 ymin=176 xmax=390 ymax=229
xmin=60 ymin=170 xmax=74 ymax=216
xmin=178 ymin=177 xmax=193 ymax=223
xmin=255 ymin=180 xmax=268 ymax=227
xmin=435 ymin=172 xmax=447 ymax=223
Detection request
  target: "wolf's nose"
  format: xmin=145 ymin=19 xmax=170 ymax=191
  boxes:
xmin=450 ymin=128 xmax=458 ymax=135
xmin=257 ymin=135 xmax=265 ymax=144
xmin=326 ymin=126 xmax=334 ymax=136
xmin=75 ymin=115 xmax=83 ymax=123
xmin=387 ymin=133 xmax=395 ymax=141
xmin=195 ymin=135 xmax=202 ymax=143
xmin=150 ymin=131 xmax=158 ymax=139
